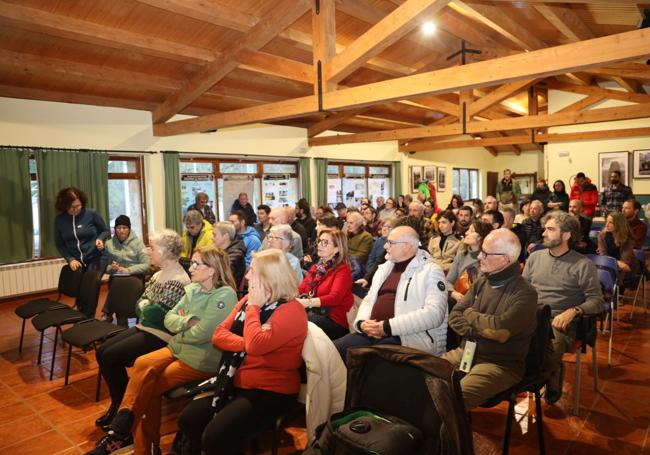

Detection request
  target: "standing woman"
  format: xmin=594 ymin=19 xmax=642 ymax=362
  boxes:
xmin=547 ymin=180 xmax=569 ymax=212
xmin=94 ymin=229 xmax=189 ymax=430
xmin=54 ymin=186 xmax=110 ymax=272
xmin=598 ymin=212 xmax=637 ymax=283
xmin=176 ymin=249 xmax=308 ymax=455
xmin=428 ymin=211 xmax=462 ymax=273
xmin=297 ymin=229 xmax=353 ymax=340
xmin=87 ymin=245 xmax=237 ymax=455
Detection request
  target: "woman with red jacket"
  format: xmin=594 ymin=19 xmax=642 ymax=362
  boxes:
xmin=176 ymin=249 xmax=307 ymax=455
xmin=297 ymin=228 xmax=354 ymax=340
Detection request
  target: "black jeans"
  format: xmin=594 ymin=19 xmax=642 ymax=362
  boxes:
xmin=95 ymin=327 xmax=167 ymax=406
xmin=178 ymin=388 xmax=297 ymax=455
xmin=307 ymin=312 xmax=349 ymax=340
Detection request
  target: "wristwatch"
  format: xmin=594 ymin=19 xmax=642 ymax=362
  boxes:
xmin=573 ymin=306 xmax=583 ymax=316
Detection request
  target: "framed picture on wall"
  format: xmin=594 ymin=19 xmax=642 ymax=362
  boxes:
xmin=411 ymin=166 xmax=423 ymax=193
xmin=423 ymin=165 xmax=437 ymax=183
xmin=599 ymin=151 xmax=629 ymax=190
xmin=513 ymin=173 xmax=536 ymax=197
xmin=437 ymin=167 xmax=446 ymax=192
xmin=633 ymin=150 xmax=650 ymax=179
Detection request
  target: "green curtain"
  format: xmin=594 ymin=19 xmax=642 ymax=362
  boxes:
xmin=314 ymin=158 xmax=328 ymax=206
xmin=299 ymin=157 xmax=311 ymax=204
xmin=163 ymin=152 xmax=183 ymax=234
xmin=0 ymin=148 xmax=33 ymax=262
xmin=392 ymin=161 xmax=403 ymax=197
xmin=36 ymin=149 xmax=109 ymax=258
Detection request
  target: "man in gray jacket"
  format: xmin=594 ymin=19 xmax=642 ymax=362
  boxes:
xmin=335 ymin=226 xmax=448 ymax=362
xmin=523 ymin=211 xmax=604 ymax=404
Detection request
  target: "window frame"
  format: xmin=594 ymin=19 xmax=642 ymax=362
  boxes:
xmin=452 ymin=167 xmax=480 ymax=201
xmin=108 ymin=155 xmax=149 ymax=244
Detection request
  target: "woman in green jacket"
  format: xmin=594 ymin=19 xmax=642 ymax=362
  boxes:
xmin=88 ymin=245 xmax=237 ymax=455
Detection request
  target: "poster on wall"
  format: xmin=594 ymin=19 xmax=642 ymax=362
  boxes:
xmin=327 ymin=178 xmax=342 ymax=207
xmin=411 ymin=166 xmax=423 ymax=193
xmin=368 ymin=178 xmax=387 ymax=200
xmin=437 ymin=167 xmax=446 ymax=192
xmin=343 ymin=178 xmax=366 ymax=207
xmin=633 ymin=150 xmax=650 ymax=179
xmin=180 ymin=174 xmax=215 ymax=214
xmin=598 ymin=151 xmax=629 ymax=190
xmin=262 ymin=175 xmax=295 ymax=208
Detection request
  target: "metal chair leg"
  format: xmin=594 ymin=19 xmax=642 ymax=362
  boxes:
xmin=607 ymin=317 xmax=613 ymax=368
xmin=64 ymin=343 xmax=72 ymax=385
xmin=534 ymin=389 xmax=546 ymax=455
xmin=37 ymin=330 xmax=44 ymax=365
xmin=592 ymin=341 xmax=599 ymax=392
xmin=502 ymin=398 xmax=515 ymax=455
xmin=18 ymin=319 xmax=26 ymax=353
xmin=573 ymin=348 xmax=581 ymax=416
xmin=49 ymin=327 xmax=59 ymax=381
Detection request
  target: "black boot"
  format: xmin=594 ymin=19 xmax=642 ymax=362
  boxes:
xmin=95 ymin=402 xmax=119 ymax=430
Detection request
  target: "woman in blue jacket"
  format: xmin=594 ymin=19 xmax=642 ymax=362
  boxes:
xmin=54 ymin=187 xmax=109 ymax=272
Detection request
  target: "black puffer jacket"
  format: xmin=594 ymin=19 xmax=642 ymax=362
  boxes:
xmin=225 ymin=236 xmax=247 ymax=285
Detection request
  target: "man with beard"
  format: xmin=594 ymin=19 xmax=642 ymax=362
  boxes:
xmin=496 ymin=169 xmax=521 ymax=210
xmin=334 ymin=226 xmax=448 ymax=362
xmin=622 ymin=199 xmax=646 ymax=249
xmin=523 ymin=200 xmax=545 ymax=254
xmin=568 ymin=199 xmax=594 ymax=254
xmin=600 ymin=170 xmax=633 ymax=216
xmin=456 ymin=205 xmax=473 ymax=237
xmin=523 ymin=211 xmax=604 ymax=404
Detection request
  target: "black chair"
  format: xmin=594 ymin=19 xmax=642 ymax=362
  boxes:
xmin=480 ymin=305 xmax=552 ymax=455
xmin=31 ymin=268 xmax=102 ymax=380
xmin=14 ymin=265 xmax=83 ymax=353
xmin=61 ymin=275 xmax=144 ymax=399
xmin=571 ymin=315 xmax=599 ymax=416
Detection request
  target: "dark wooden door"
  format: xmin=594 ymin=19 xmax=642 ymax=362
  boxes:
xmin=487 ymin=172 xmax=499 ymax=197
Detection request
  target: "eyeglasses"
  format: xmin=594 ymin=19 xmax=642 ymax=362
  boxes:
xmin=317 ymin=239 xmax=330 ymax=247
xmin=267 ymin=235 xmax=285 ymax=241
xmin=386 ymin=240 xmax=409 ymax=247
xmin=478 ymin=250 xmax=508 ymax=259
xmin=189 ymin=260 xmax=208 ymax=268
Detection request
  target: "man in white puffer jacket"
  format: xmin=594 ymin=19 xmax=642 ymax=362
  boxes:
xmin=335 ymin=226 xmax=448 ymax=362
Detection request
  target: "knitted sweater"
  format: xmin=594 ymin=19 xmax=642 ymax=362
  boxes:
xmin=523 ymin=249 xmax=605 ymax=316
xmin=135 ymin=263 xmax=190 ymax=341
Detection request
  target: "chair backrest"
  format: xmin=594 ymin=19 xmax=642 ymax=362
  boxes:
xmin=586 ymin=254 xmax=619 ymax=284
xmin=57 ymin=265 xmax=84 ymax=298
xmin=524 ymin=305 xmax=552 ymax=379
xmin=104 ymin=276 xmax=145 ymax=319
xmin=588 ymin=230 xmax=600 ymax=242
xmin=75 ymin=269 xmax=103 ymax=315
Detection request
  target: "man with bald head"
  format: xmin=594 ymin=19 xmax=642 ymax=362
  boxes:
xmin=444 ymin=228 xmax=538 ymax=409
xmin=335 ymin=226 xmax=448 ymax=362
xmin=261 ymin=207 xmax=303 ymax=258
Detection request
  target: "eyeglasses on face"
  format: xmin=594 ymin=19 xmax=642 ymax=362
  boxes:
xmin=189 ymin=260 xmax=208 ymax=268
xmin=386 ymin=240 xmax=409 ymax=247
xmin=317 ymin=239 xmax=330 ymax=247
xmin=267 ymin=235 xmax=285 ymax=241
xmin=477 ymin=250 xmax=508 ymax=259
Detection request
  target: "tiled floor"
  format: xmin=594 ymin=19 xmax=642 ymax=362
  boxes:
xmin=0 ymin=287 xmax=648 ymax=454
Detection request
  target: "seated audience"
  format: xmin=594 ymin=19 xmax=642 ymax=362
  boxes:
xmin=409 ymin=200 xmax=435 ymax=247
xmin=456 ymin=205 xmax=473 ymax=237
xmin=597 ymin=212 xmax=637 ymax=282
xmin=229 ymin=210 xmax=261 ymax=268
xmin=262 ymin=208 xmax=303 ymax=259
xmin=547 ymin=180 xmax=569 ymax=212
xmin=296 ymin=198 xmax=317 ymax=247
xmin=447 ymin=221 xmax=494 ymax=304
xmin=346 ymin=211 xmax=374 ymax=279
xmin=523 ymin=211 xmax=604 ymax=404
xmin=444 ymin=229 xmax=538 ymax=409
xmin=523 ymin=200 xmax=544 ymax=254
xmin=176 ymin=250 xmax=307 ymax=455
xmin=54 ymin=186 xmax=109 ymax=272
xmin=297 ymin=229 xmax=353 ymax=340
xmin=230 ymin=192 xmax=256 ymax=226
xmin=362 ymin=205 xmax=382 ymax=237
xmin=187 ymin=192 xmax=216 ymax=225
xmin=267 ymin=224 xmax=303 ymax=281
xmin=568 ymin=199 xmax=595 ymax=254
xmin=375 ymin=196 xmax=386 ymax=212
xmin=484 ymin=195 xmax=498 ymax=212
xmin=287 ymin=206 xmax=309 ymax=252
xmin=514 ymin=198 xmax=531 ymax=224
xmin=501 ymin=207 xmax=526 ymax=263
xmin=335 ymin=203 xmax=348 ymax=225
xmin=379 ymin=197 xmax=397 ymax=220
xmin=87 ymin=245 xmax=237 ymax=454
xmin=622 ymin=198 xmax=647 ymax=249
xmin=531 ymin=178 xmax=551 ymax=210
xmin=94 ymin=230 xmax=189 ymax=431
xmin=181 ymin=210 xmax=213 ymax=260
xmin=481 ymin=209 xmax=504 ymax=230
xmin=104 ymin=215 xmax=150 ymax=277
xmin=428 ymin=210 xmax=462 ymax=273
xmin=447 ymin=194 xmax=464 ymax=215
xmin=254 ymin=204 xmax=272 ymax=241
xmin=302 ymin=212 xmax=340 ymax=269
xmin=335 ymin=226 xmax=448 ymax=362
xmin=470 ymin=199 xmax=484 ymax=219
xmin=212 ymin=222 xmax=246 ymax=286
xmin=362 ymin=217 xmax=397 ymax=284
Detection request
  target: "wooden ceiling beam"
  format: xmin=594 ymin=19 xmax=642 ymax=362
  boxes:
xmin=312 ymin=0 xmax=337 ymax=94
xmin=236 ymin=50 xmax=313 ymax=85
xmin=308 ymin=108 xmax=371 ymax=137
xmin=326 ymin=0 xmax=450 ymax=84
xmin=153 ymin=28 xmax=650 ymax=136
xmin=152 ymin=0 xmax=311 ymax=123
xmin=585 ymin=66 xmax=650 ymax=82
xmin=547 ymin=79 xmax=650 ymax=103
xmin=532 ymin=3 xmax=595 ymax=42
xmin=309 ymin=102 xmax=650 ymax=145
xmin=399 ymin=127 xmax=650 ymax=152
xmin=611 ymin=77 xmax=643 ymax=94
xmin=555 ymin=95 xmax=604 ymax=113
xmin=468 ymin=79 xmax=536 ymax=117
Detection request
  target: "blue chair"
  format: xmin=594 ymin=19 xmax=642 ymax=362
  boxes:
xmin=587 ymin=253 xmax=617 ymax=367
xmin=586 ymin=254 xmax=620 ymax=324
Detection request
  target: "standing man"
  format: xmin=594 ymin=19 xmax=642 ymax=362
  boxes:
xmin=600 ymin=170 xmax=633 ymax=216
xmin=229 ymin=210 xmax=261 ymax=268
xmin=496 ymin=169 xmax=521 ymax=211
xmin=186 ymin=192 xmax=216 ymax=225
xmin=254 ymin=204 xmax=272 ymax=241
xmin=523 ymin=211 xmax=604 ymax=404
xmin=622 ymin=199 xmax=647 ymax=249
xmin=570 ymin=172 xmax=598 ymax=218
xmin=568 ymin=199 xmax=595 ymax=254
xmin=230 ymin=192 xmax=257 ymax=227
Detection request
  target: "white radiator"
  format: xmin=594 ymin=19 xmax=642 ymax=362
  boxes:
xmin=0 ymin=258 xmax=66 ymax=298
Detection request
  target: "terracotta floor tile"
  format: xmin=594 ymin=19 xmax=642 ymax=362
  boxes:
xmin=0 ymin=401 xmax=35 ymax=427
xmin=0 ymin=429 xmax=73 ymax=455
xmin=0 ymin=414 xmax=52 ymax=449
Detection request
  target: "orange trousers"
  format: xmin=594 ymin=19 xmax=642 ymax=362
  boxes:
xmin=122 ymin=347 xmax=213 ymax=455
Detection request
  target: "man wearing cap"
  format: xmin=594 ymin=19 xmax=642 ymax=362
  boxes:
xmin=104 ymin=215 xmax=150 ymax=276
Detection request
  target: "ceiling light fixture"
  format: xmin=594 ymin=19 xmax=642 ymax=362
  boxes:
xmin=422 ymin=21 xmax=436 ymax=35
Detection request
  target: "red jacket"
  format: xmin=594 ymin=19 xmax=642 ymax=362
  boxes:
xmin=299 ymin=263 xmax=354 ymax=329
xmin=570 ymin=177 xmax=598 ymax=217
xmin=212 ymin=297 xmax=307 ymax=395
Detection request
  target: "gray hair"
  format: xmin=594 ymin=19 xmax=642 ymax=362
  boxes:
xmin=530 ymin=200 xmax=544 ymax=210
xmin=347 ymin=211 xmax=365 ymax=225
xmin=541 ymin=210 xmax=579 ymax=245
xmin=409 ymin=201 xmax=424 ymax=215
xmin=213 ymin=221 xmax=236 ymax=241
xmin=184 ymin=209 xmax=203 ymax=226
xmin=487 ymin=228 xmax=521 ymax=263
xmin=270 ymin=225 xmax=294 ymax=249
xmin=195 ymin=192 xmax=208 ymax=203
xmin=149 ymin=229 xmax=183 ymax=261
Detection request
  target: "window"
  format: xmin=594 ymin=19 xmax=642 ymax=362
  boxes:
xmin=108 ymin=157 xmax=147 ymax=242
xmin=29 ymin=158 xmax=39 ymax=258
xmin=327 ymin=162 xmax=391 ymax=208
xmin=452 ymin=168 xmax=480 ymax=201
xmin=180 ymin=158 xmax=300 ymax=222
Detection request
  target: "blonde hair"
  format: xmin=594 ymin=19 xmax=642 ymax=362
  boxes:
xmin=318 ymin=228 xmax=349 ymax=269
xmin=250 ymin=249 xmax=298 ymax=302
xmin=195 ymin=245 xmax=237 ymax=290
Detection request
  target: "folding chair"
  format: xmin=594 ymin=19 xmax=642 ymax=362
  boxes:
xmin=586 ymin=254 xmax=619 ymax=324
xmin=61 ymin=275 xmax=144 ymax=400
xmin=31 ymin=269 xmax=101 ymax=380
xmin=572 ymin=315 xmax=599 ymax=416
xmin=586 ymin=255 xmax=616 ymax=367
xmin=14 ymin=265 xmax=82 ymax=353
